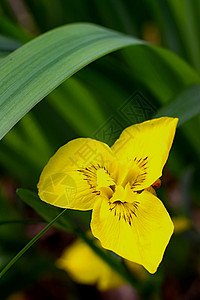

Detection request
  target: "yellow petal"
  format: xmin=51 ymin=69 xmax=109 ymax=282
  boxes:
xmin=38 ymin=138 xmax=115 ymax=210
xmin=91 ymin=190 xmax=174 ymax=273
xmin=111 ymin=117 xmax=178 ymax=190
xmin=56 ymin=238 xmax=124 ymax=291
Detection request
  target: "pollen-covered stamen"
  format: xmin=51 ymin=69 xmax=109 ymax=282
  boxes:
xmin=109 ymin=200 xmax=139 ymax=226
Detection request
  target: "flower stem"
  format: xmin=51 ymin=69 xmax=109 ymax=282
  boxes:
xmin=0 ymin=209 xmax=67 ymax=278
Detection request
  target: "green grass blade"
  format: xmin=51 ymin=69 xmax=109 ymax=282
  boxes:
xmin=0 ymin=23 xmax=142 ymax=140
xmin=17 ymin=188 xmax=90 ymax=231
xmin=155 ymin=84 xmax=200 ymax=126
xmin=0 ymin=208 xmax=67 ymax=278
xmin=123 ymin=45 xmax=200 ymax=105
xmin=1 ymin=22 xmax=200 ymax=142
xmin=47 ymin=78 xmax=106 ymax=137
xmin=183 ymin=0 xmax=200 ymax=73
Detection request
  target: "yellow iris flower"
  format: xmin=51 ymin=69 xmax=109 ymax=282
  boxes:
xmin=57 ymin=237 xmax=147 ymax=290
xmin=38 ymin=117 xmax=178 ymax=273
xmin=57 ymin=238 xmax=124 ymax=291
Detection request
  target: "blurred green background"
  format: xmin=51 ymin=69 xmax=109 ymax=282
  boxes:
xmin=1 ymin=0 xmax=200 ymax=299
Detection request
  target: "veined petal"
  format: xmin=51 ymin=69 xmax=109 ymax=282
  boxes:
xmin=111 ymin=117 xmax=178 ymax=190
xmin=38 ymin=138 xmax=115 ymax=210
xmin=91 ymin=190 xmax=174 ymax=273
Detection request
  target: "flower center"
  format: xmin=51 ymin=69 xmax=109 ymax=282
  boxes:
xmin=77 ymin=155 xmax=149 ymax=209
xmin=77 ymin=161 xmax=149 ymax=224
xmin=78 ymin=158 xmax=146 ymax=202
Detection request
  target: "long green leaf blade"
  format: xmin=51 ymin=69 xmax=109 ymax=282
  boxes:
xmin=0 ymin=23 xmax=142 ymax=140
xmin=1 ymin=22 xmax=200 ymax=142
xmin=0 ymin=208 xmax=67 ymax=278
xmin=155 ymin=84 xmax=200 ymax=125
xmin=17 ymin=188 xmax=90 ymax=231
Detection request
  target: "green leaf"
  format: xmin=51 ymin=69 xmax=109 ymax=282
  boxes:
xmin=155 ymin=84 xmax=200 ymax=126
xmin=0 ymin=208 xmax=68 ymax=278
xmin=47 ymin=77 xmax=106 ymax=137
xmin=147 ymin=0 xmax=200 ymax=72
xmin=0 ymin=23 xmax=142 ymax=140
xmin=1 ymin=22 xmax=200 ymax=143
xmin=17 ymin=188 xmax=91 ymax=231
xmin=17 ymin=189 xmax=65 ymax=226
xmin=123 ymin=45 xmax=200 ymax=105
xmin=183 ymin=0 xmax=200 ymax=72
